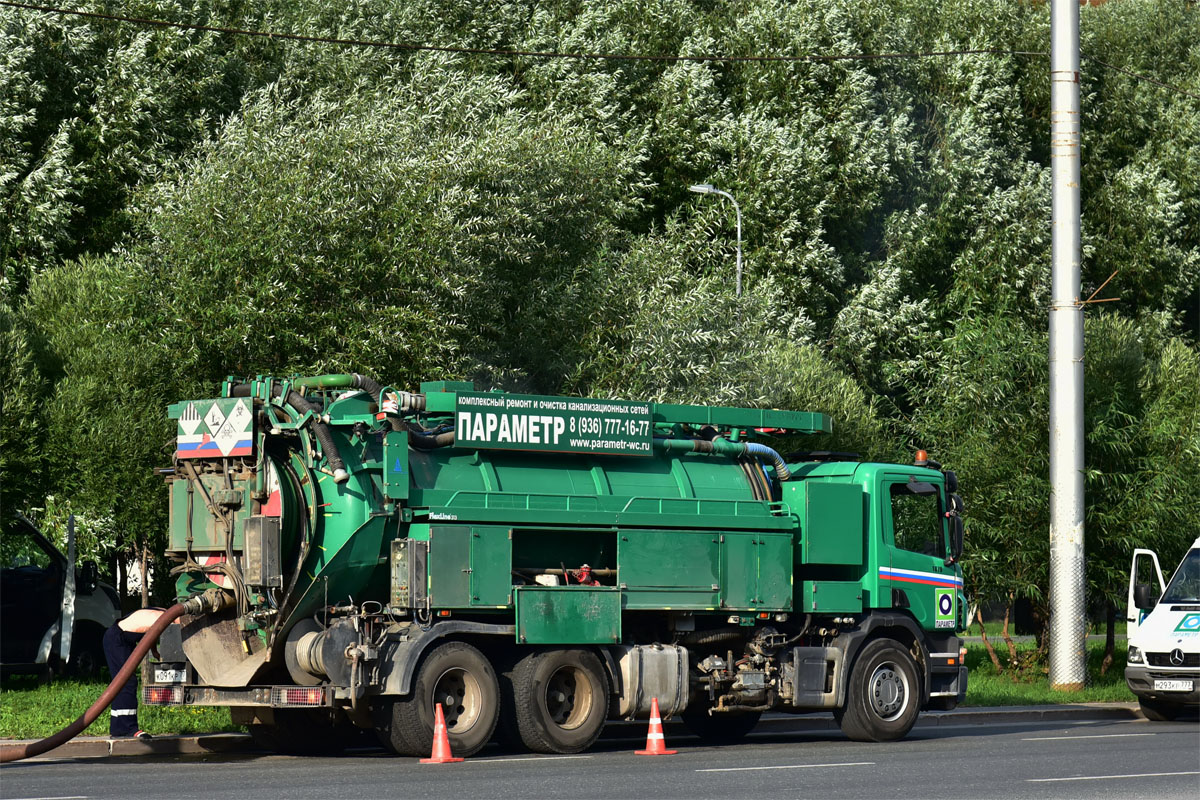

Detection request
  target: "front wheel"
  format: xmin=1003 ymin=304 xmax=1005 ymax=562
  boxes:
xmin=508 ymin=648 xmax=609 ymax=754
xmin=376 ymin=641 xmax=499 ymax=758
xmin=1138 ymin=698 xmax=1181 ymax=722
xmin=835 ymin=638 xmax=921 ymax=742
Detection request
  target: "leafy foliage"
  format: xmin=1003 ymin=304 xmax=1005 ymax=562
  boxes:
xmin=1 ymin=0 xmax=1196 ymax=630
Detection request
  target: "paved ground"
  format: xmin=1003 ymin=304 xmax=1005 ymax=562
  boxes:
xmin=0 ymin=703 xmax=1145 ymax=761
xmin=2 ymin=715 xmax=1198 ymax=800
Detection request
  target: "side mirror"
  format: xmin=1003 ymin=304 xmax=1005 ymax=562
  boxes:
xmin=1133 ymin=583 xmax=1157 ymax=611
xmin=946 ymin=493 xmax=964 ymax=563
xmin=79 ymin=560 xmax=99 ymax=594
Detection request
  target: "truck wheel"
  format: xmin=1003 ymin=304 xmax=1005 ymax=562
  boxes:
xmin=509 ymin=648 xmax=609 ymax=754
xmin=378 ymin=641 xmax=499 ymax=758
xmin=249 ymin=709 xmax=350 ymax=755
xmin=835 ymin=638 xmax=921 ymax=742
xmin=493 ymin=652 xmax=526 ymax=752
xmin=1138 ymin=699 xmax=1181 ymax=722
xmin=681 ymin=702 xmax=761 ymax=745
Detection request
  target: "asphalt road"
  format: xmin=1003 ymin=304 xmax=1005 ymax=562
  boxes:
xmin=2 ymin=717 xmax=1197 ymax=800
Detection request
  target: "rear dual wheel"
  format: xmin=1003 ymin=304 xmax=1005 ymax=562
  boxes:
xmin=501 ymin=648 xmax=609 ymax=754
xmin=375 ymin=641 xmax=499 ymax=758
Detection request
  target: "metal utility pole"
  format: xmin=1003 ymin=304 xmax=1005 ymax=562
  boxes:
xmin=688 ymin=183 xmax=743 ymax=297
xmin=1049 ymin=0 xmax=1086 ymax=691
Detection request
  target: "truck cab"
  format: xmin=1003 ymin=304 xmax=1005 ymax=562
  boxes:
xmin=1125 ymin=537 xmax=1200 ymax=720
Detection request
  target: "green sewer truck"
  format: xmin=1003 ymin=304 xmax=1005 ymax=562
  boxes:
xmin=146 ymin=374 xmax=967 ymax=755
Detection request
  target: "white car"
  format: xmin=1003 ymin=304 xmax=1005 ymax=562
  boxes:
xmin=1125 ymin=537 xmax=1200 ymax=721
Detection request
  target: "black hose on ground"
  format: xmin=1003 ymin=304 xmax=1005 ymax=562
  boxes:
xmin=0 ymin=589 xmax=230 ymax=763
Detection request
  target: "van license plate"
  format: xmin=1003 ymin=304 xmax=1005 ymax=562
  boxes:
xmin=155 ymin=668 xmax=186 ymax=683
xmin=1153 ymin=679 xmax=1193 ymax=692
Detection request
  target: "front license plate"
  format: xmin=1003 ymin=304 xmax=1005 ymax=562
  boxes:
xmin=155 ymin=668 xmax=186 ymax=683
xmin=1153 ymin=679 xmax=1193 ymax=692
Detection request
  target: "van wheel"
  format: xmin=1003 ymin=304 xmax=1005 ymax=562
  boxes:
xmin=835 ymin=639 xmax=921 ymax=742
xmin=1139 ymin=699 xmax=1180 ymax=721
xmin=377 ymin=641 xmax=499 ymax=758
xmin=510 ymin=648 xmax=609 ymax=754
xmin=69 ymin=626 xmax=105 ymax=679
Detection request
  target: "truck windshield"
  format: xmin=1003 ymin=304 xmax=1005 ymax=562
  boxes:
xmin=1161 ymin=548 xmax=1200 ymax=604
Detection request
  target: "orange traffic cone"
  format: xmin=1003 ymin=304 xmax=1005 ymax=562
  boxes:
xmin=635 ymin=697 xmax=677 ymax=755
xmin=420 ymin=704 xmax=464 ymax=763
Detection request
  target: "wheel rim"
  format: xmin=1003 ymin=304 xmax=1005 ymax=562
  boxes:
xmin=867 ymin=660 xmax=909 ymax=721
xmin=544 ymin=665 xmax=594 ymax=730
xmin=433 ymin=667 xmax=482 ymax=733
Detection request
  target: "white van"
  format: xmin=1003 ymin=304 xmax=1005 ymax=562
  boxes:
xmin=1125 ymin=537 xmax=1200 ymax=721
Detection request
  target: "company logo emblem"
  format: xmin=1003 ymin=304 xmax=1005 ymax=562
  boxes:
xmin=935 ymin=590 xmax=955 ymax=628
xmin=1170 ymin=648 xmax=1185 ymax=666
xmin=1174 ymin=613 xmax=1200 ymax=633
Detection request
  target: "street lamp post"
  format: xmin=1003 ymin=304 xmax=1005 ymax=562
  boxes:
xmin=689 ymin=183 xmax=742 ymax=297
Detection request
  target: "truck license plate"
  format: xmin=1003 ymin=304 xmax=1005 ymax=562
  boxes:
xmin=155 ymin=668 xmax=186 ymax=683
xmin=1153 ymin=679 xmax=1193 ymax=692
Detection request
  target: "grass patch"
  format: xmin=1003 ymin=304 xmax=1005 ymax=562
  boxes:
xmin=962 ymin=639 xmax=1135 ymax=706
xmin=0 ymin=674 xmax=241 ymax=740
xmin=969 ymin=619 xmax=1126 ymax=638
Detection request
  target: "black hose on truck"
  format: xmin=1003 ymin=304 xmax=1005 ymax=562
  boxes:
xmin=0 ymin=589 xmax=230 ymax=763
xmin=230 ymin=381 xmax=349 ymax=483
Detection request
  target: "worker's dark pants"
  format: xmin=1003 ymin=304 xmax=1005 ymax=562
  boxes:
xmin=102 ymin=623 xmax=142 ymax=736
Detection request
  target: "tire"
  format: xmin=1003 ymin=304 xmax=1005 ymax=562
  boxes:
xmin=376 ymin=641 xmax=499 ymax=758
xmin=1138 ymin=698 xmax=1181 ymax=722
xmin=835 ymin=638 xmax=921 ymax=742
xmin=493 ymin=651 xmax=526 ymax=752
xmin=249 ymin=708 xmax=351 ymax=755
xmin=68 ymin=626 xmax=105 ymax=679
xmin=681 ymin=701 xmax=761 ymax=745
xmin=509 ymin=648 xmax=609 ymax=754
xmin=65 ymin=628 xmax=105 ymax=681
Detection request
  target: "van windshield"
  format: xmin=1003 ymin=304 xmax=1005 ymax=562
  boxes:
xmin=1161 ymin=548 xmax=1200 ymax=604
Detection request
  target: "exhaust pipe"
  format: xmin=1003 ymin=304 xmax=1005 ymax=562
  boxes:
xmin=0 ymin=589 xmax=230 ymax=763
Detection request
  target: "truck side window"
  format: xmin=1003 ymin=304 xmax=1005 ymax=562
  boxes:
xmin=890 ymin=482 xmax=943 ymax=557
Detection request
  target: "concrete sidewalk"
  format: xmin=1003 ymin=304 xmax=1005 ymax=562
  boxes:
xmin=2 ymin=703 xmax=1143 ymax=762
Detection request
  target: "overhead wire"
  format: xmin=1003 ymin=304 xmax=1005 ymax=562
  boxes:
xmin=1 ymin=1 xmax=1195 ymax=98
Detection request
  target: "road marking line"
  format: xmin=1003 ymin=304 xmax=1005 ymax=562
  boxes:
xmin=468 ymin=755 xmax=593 ymax=764
xmin=1022 ymin=733 xmax=1156 ymax=741
xmin=698 ymin=761 xmax=874 ymax=773
xmin=1028 ymin=771 xmax=1200 ymax=783
xmin=7 ymin=796 xmax=89 ymax=800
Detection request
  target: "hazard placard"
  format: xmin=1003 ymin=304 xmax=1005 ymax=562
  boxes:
xmin=174 ymin=398 xmax=254 ymax=459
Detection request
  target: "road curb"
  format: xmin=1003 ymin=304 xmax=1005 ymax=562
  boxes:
xmin=2 ymin=703 xmax=1142 ymax=761
xmin=2 ymin=732 xmax=251 ymax=762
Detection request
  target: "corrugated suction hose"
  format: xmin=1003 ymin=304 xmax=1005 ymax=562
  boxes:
xmin=0 ymin=588 xmax=230 ymax=763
